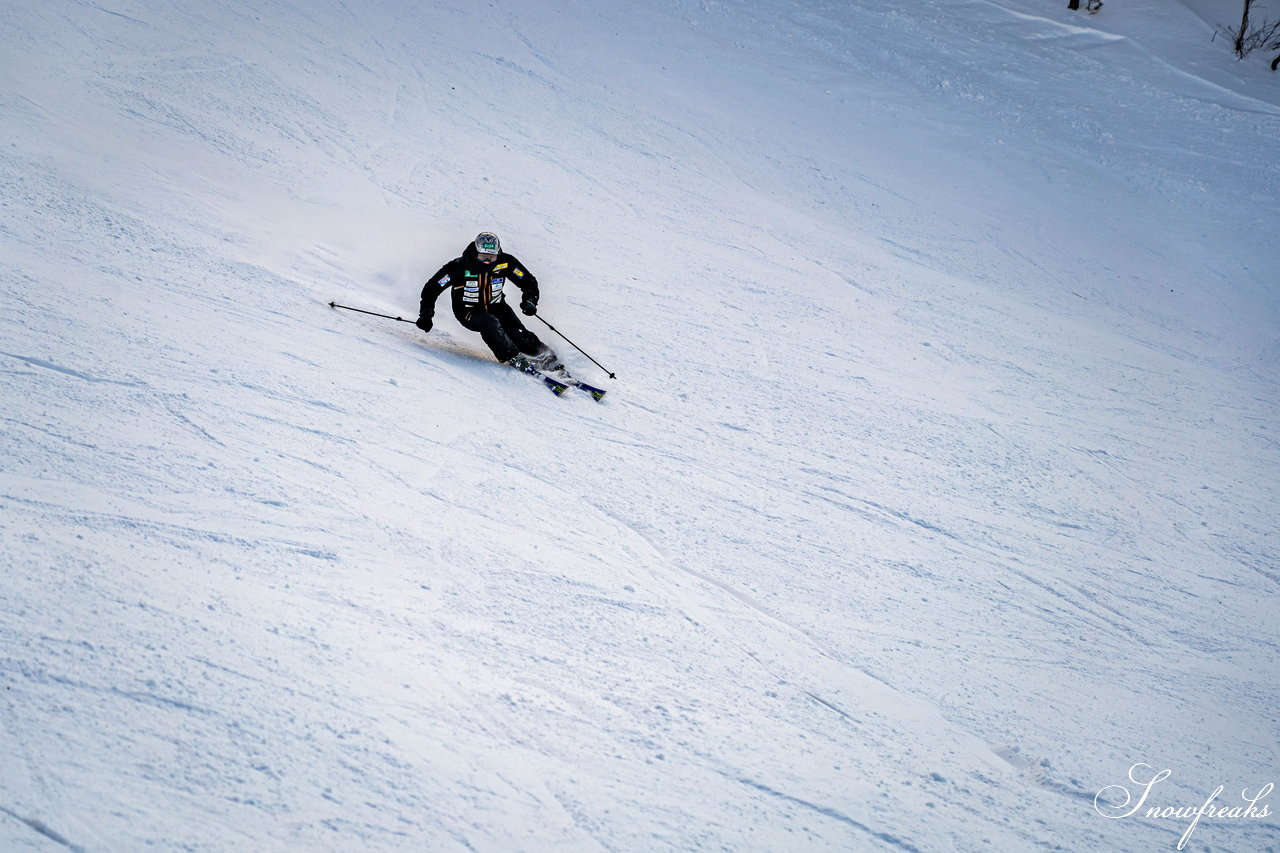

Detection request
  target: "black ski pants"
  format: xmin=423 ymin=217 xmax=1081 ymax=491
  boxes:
xmin=457 ymin=301 xmax=544 ymax=363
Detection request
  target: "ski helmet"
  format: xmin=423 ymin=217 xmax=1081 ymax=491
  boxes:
xmin=474 ymin=232 xmax=501 ymax=255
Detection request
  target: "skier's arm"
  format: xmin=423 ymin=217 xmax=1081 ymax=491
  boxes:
xmin=417 ymin=264 xmax=452 ymax=328
xmin=506 ymin=258 xmax=540 ymax=313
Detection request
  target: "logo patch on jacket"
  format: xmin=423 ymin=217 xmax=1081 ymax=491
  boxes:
xmin=512 ymin=269 xmax=525 ymax=278
xmin=494 ymin=263 xmax=509 ymax=271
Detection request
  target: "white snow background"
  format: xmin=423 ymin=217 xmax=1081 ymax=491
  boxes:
xmin=2 ymin=0 xmax=1278 ymax=850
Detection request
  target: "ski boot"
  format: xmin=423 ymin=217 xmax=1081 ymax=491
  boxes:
xmin=505 ymin=353 xmax=533 ymax=371
xmin=505 ymin=353 xmax=568 ymax=396
xmin=524 ymin=344 xmax=564 ymax=373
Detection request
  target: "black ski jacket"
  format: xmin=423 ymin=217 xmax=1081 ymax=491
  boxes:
xmin=419 ymin=242 xmax=540 ymax=324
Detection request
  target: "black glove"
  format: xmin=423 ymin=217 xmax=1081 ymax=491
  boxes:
xmin=415 ymin=317 xmax=432 ymax=333
xmin=519 ymin=298 xmax=538 ymax=316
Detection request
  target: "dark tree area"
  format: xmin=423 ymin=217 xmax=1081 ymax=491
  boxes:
xmin=1237 ymin=0 xmax=1253 ymax=54
xmin=1220 ymin=0 xmax=1280 ymax=62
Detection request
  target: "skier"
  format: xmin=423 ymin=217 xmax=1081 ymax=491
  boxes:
xmin=416 ymin=232 xmax=562 ymax=372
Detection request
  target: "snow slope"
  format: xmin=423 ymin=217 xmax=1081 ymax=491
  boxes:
xmin=2 ymin=0 xmax=1278 ymax=849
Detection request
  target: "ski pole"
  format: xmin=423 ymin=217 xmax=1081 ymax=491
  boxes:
xmin=532 ymin=314 xmax=616 ymax=379
xmin=329 ymin=302 xmax=414 ymax=323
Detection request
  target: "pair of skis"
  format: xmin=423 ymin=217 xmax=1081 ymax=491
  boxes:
xmin=511 ymin=360 xmax=607 ymax=402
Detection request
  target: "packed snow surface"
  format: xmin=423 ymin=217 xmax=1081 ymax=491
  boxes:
xmin=2 ymin=0 xmax=1278 ymax=850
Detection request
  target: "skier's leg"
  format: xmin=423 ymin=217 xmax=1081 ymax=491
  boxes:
xmin=494 ymin=302 xmax=560 ymax=368
xmin=457 ymin=309 xmax=520 ymax=363
xmin=493 ymin=302 xmax=543 ymax=353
